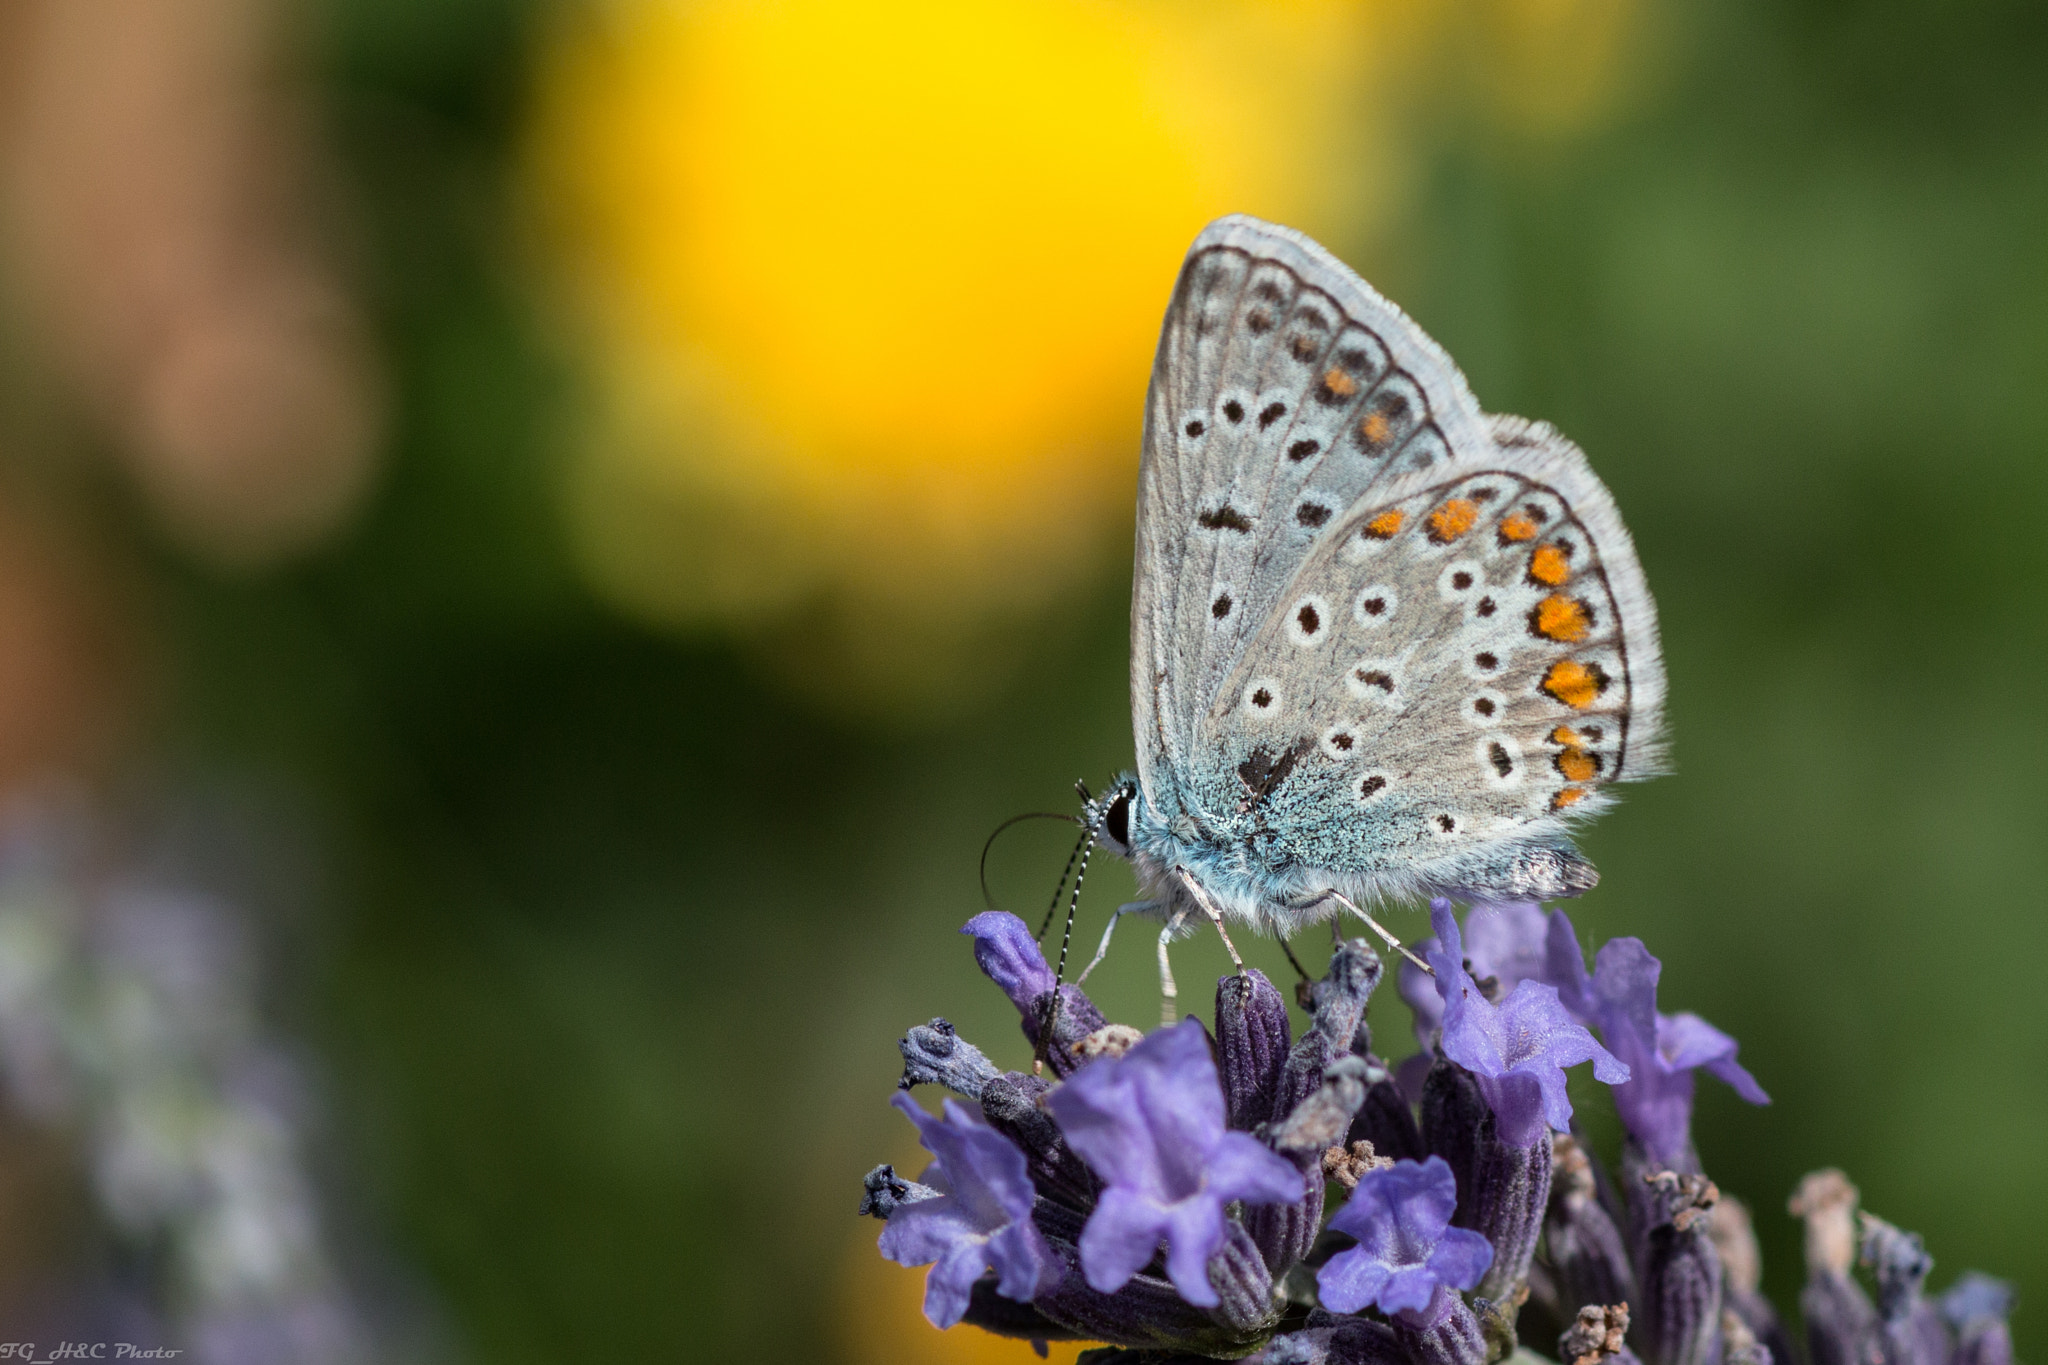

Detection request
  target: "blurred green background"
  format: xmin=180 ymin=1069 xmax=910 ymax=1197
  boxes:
xmin=0 ymin=0 xmax=2039 ymax=1361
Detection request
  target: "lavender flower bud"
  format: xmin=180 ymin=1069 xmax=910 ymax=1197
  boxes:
xmin=1269 ymin=1055 xmax=1371 ymax=1156
xmin=1420 ymin=1056 xmax=1488 ymax=1206
xmin=1217 ymin=968 xmax=1292 ymax=1130
xmin=1721 ymin=1310 xmax=1773 ymax=1365
xmin=898 ymin=1017 xmax=999 ymax=1098
xmin=1029 ymin=1234 xmax=1276 ymax=1356
xmin=1308 ymin=939 xmax=1385 ymax=1055
xmin=1859 ymin=1212 xmax=1949 ymax=1365
xmin=959 ymin=1280 xmax=1086 ymax=1343
xmin=1791 ymin=1170 xmax=1881 ymax=1365
xmin=1709 ymin=1194 xmax=1794 ymax=1365
xmin=1247 ymin=1053 xmax=1372 ymax=1276
xmin=979 ymin=1070 xmax=1100 ymax=1209
xmin=1246 ymin=942 xmax=1383 ymax=1276
xmin=1941 ymin=1274 xmax=2016 ymax=1365
xmin=1546 ymin=1135 xmax=1640 ymax=1324
xmin=1393 ymin=1287 xmax=1489 ymax=1365
xmin=963 ymin=912 xmax=1107 ymax=1076
xmin=1349 ymin=1074 xmax=1425 ymax=1163
xmin=1208 ymin=1220 xmax=1285 ymax=1336
xmin=1631 ymin=1161 xmax=1725 ymax=1365
xmin=1562 ymin=1304 xmax=1643 ymax=1365
xmin=857 ymin=1163 xmax=938 ymax=1218
xmin=1261 ymin=1317 xmax=1408 ymax=1365
xmin=1462 ymin=1111 xmax=1553 ymax=1302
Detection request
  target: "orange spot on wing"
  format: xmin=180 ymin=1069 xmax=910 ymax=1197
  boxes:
xmin=1322 ymin=366 xmax=1358 ymax=399
xmin=1551 ymin=787 xmax=1588 ymax=811
xmin=1426 ymin=498 xmax=1478 ymax=543
xmin=1360 ymin=410 xmax=1391 ymax=445
xmin=1556 ymin=748 xmax=1599 ymax=783
xmin=1549 ymin=725 xmax=1581 ymax=746
xmin=1528 ymin=543 xmax=1571 ymax=586
xmin=1498 ymin=513 xmax=1538 ymax=543
xmin=1540 ymin=659 xmax=1607 ymax=709
xmin=1532 ymin=594 xmax=1591 ymax=642
xmin=1364 ymin=509 xmax=1405 ymax=539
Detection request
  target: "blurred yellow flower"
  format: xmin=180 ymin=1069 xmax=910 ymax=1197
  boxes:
xmin=526 ymin=0 xmax=1637 ymax=711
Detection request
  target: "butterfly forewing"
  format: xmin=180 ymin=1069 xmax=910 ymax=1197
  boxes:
xmin=1134 ymin=216 xmax=1497 ymax=823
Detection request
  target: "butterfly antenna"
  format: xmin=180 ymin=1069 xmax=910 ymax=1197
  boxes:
xmin=1034 ymin=828 xmax=1097 ymax=1074
xmin=1035 ymin=821 xmax=1091 ymax=942
xmin=1053 ymin=839 xmax=1092 ymax=989
xmin=977 ymin=811 xmax=1081 ymax=914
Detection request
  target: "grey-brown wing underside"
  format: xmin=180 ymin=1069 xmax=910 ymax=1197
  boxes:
xmin=1132 ymin=215 xmax=1497 ymax=826
xmin=1187 ymin=421 xmax=1667 ymax=884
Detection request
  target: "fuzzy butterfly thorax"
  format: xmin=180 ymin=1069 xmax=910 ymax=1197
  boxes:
xmin=1110 ymin=216 xmax=1666 ymax=932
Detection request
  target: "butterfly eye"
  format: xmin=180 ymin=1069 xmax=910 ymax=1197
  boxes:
xmin=1102 ymin=791 xmax=1133 ymax=850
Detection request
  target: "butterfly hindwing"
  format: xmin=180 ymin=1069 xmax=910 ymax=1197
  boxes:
xmin=1187 ymin=416 xmax=1665 ymax=892
xmin=1134 ymin=216 xmax=1496 ymax=826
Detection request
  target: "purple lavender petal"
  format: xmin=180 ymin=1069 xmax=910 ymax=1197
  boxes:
xmin=880 ymin=1092 xmax=1054 ymax=1327
xmin=1208 ymin=1130 xmax=1314 ymax=1206
xmin=927 ymin=1239 xmax=994 ymax=1328
xmin=1045 ymin=1018 xmax=1300 ymax=1308
xmin=1426 ymin=1227 xmax=1499 ymax=1295
xmin=1076 ymin=1185 xmax=1173 ymax=1294
xmin=1399 ymin=938 xmax=1446 ymax=1048
xmin=1582 ymin=937 xmax=1769 ymax=1164
xmin=1543 ymin=909 xmax=1596 ymax=1019
xmin=1318 ymin=1250 xmax=1395 ymax=1315
xmin=1429 ymin=902 xmax=1625 ymax=1145
xmin=1379 ymin=1262 xmax=1450 ymax=1315
xmin=962 ymin=911 xmax=1057 ymax=1014
xmin=880 ymin=1196 xmax=981 ymax=1266
xmin=1464 ymin=901 xmax=1551 ymax=993
xmin=1319 ymin=1157 xmax=1492 ymax=1316
xmin=1163 ymin=1197 xmax=1234 ymax=1309
xmin=1660 ymin=1013 xmax=1771 ymax=1104
xmin=1401 ymin=902 xmax=1547 ymax=1052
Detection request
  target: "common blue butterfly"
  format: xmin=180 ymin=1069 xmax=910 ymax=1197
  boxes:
xmin=1079 ymin=216 xmax=1666 ymax=975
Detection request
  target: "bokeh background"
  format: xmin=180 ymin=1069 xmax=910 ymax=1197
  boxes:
xmin=0 ymin=0 xmax=2037 ymax=1360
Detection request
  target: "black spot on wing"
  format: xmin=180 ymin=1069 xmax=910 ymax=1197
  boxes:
xmin=1237 ymin=738 xmax=1315 ymax=809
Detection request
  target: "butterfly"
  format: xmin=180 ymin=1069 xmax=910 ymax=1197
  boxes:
xmin=1079 ymin=215 xmax=1665 ymax=972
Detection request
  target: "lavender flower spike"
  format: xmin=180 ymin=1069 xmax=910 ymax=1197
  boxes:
xmin=1550 ymin=916 xmax=1769 ymax=1168
xmin=1428 ymin=901 xmax=1628 ymax=1146
xmin=1318 ymin=1156 xmax=1494 ymax=1317
xmin=878 ymin=1092 xmax=1056 ymax=1329
xmin=1043 ymin=1018 xmax=1302 ymax=1308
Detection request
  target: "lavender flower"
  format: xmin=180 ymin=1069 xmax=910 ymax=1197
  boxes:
xmin=1397 ymin=900 xmax=1550 ymax=1047
xmin=877 ymin=1091 xmax=1056 ymax=1328
xmin=1545 ymin=916 xmax=1768 ymax=1168
xmin=962 ymin=910 xmax=1107 ymax=1075
xmin=863 ymin=900 xmax=2018 ymax=1365
xmin=1043 ymin=1017 xmax=1301 ymax=1307
xmin=1427 ymin=901 xmax=1628 ymax=1146
xmin=1318 ymin=1156 xmax=1493 ymax=1317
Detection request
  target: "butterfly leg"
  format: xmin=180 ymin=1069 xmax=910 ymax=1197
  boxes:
xmin=1075 ymin=900 xmax=1160 ymax=988
xmin=1324 ymin=890 xmax=1434 ymax=976
xmin=1172 ymin=869 xmax=1247 ymax=976
xmin=1156 ymin=905 xmax=1193 ymax=1028
xmin=1276 ymin=933 xmax=1316 ymax=1009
